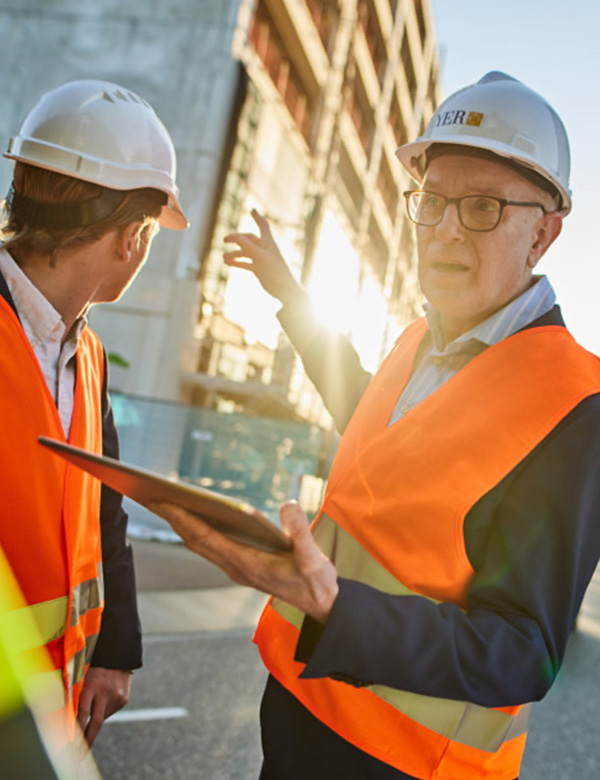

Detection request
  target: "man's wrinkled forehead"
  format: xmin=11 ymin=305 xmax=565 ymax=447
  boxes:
xmin=422 ymin=152 xmax=522 ymax=194
xmin=424 ymin=143 xmax=558 ymax=200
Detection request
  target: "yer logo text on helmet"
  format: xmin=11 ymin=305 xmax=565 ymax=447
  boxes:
xmin=434 ymin=110 xmax=484 ymax=128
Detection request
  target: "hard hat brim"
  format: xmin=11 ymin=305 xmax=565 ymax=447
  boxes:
xmin=159 ymin=199 xmax=189 ymax=230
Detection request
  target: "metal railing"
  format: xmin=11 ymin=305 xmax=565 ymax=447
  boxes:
xmin=111 ymin=392 xmax=334 ymax=542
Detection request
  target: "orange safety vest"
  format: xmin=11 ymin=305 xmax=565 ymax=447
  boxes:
xmin=255 ymin=319 xmax=600 ymax=780
xmin=0 ymin=295 xmax=105 ymax=742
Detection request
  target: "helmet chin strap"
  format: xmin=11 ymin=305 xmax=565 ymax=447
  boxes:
xmin=5 ymin=185 xmax=129 ymax=229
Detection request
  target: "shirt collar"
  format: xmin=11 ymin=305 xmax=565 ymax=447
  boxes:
xmin=0 ymin=247 xmax=87 ymax=347
xmin=425 ymin=275 xmax=556 ymax=354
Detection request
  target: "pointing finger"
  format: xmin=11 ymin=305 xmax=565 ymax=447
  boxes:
xmin=251 ymin=208 xmax=273 ymax=239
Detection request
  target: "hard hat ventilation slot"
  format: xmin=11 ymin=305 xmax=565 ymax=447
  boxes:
xmin=511 ymin=134 xmax=537 ymax=156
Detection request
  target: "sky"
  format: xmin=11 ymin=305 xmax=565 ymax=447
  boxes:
xmin=430 ymin=0 xmax=600 ymax=354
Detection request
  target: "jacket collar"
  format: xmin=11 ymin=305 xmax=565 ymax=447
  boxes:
xmin=0 ymin=266 xmax=20 ymax=321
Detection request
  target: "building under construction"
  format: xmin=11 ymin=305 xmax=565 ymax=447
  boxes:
xmin=188 ymin=0 xmax=440 ymax=426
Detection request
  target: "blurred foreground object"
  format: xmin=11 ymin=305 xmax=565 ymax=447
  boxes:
xmin=0 ymin=544 xmax=102 ymax=779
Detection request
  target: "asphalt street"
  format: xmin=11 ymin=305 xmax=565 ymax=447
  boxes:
xmin=91 ymin=539 xmax=600 ymax=779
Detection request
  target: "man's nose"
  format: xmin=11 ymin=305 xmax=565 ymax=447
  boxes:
xmin=434 ymin=202 xmax=464 ymax=242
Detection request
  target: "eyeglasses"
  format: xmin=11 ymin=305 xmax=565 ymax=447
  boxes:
xmin=403 ymin=190 xmax=549 ymax=232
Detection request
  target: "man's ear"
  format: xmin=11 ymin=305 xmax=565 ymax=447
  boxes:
xmin=116 ymin=222 xmax=143 ymax=262
xmin=527 ymin=212 xmax=562 ymax=269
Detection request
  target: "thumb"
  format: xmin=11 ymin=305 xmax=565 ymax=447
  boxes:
xmin=279 ymin=500 xmax=309 ymax=536
xmin=280 ymin=501 xmax=320 ymax=569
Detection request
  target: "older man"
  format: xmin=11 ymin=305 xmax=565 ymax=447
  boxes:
xmin=156 ymin=73 xmax=600 ymax=780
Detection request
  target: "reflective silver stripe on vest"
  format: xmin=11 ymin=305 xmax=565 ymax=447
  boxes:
xmin=66 ymin=631 xmax=101 ymax=702
xmin=272 ymin=513 xmax=530 ymax=753
xmin=70 ymin=564 xmax=104 ymax=628
xmin=65 ymin=564 xmax=104 ymax=700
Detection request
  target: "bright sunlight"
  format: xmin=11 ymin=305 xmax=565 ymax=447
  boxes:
xmin=223 ymin=207 xmax=390 ymax=373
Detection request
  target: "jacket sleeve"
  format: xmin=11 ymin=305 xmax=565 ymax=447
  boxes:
xmin=90 ymin=352 xmax=142 ymax=670
xmin=296 ymin=394 xmax=600 ymax=708
xmin=277 ymin=293 xmax=372 ymax=434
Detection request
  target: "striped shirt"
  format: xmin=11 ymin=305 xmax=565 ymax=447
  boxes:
xmin=388 ymin=275 xmax=557 ymax=425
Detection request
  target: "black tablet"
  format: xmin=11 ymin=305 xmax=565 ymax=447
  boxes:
xmin=38 ymin=437 xmax=292 ymax=553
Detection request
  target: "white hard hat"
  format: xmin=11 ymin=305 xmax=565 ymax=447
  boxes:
xmin=396 ymin=72 xmax=572 ymax=215
xmin=4 ymin=79 xmax=189 ymax=229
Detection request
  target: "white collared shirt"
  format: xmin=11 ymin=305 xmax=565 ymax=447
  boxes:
xmin=0 ymin=247 xmax=87 ymax=437
xmin=388 ymin=276 xmax=557 ymax=425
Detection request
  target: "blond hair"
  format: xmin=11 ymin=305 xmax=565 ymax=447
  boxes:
xmin=2 ymin=162 xmax=166 ymax=262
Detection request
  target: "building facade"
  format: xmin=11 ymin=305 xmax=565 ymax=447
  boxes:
xmin=184 ymin=0 xmax=440 ymax=425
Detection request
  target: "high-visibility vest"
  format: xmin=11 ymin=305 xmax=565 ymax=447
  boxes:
xmin=0 ymin=295 xmax=105 ymax=743
xmin=255 ymin=320 xmax=600 ymax=780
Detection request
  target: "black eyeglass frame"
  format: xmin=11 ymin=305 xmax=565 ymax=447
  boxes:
xmin=403 ymin=190 xmax=549 ymax=232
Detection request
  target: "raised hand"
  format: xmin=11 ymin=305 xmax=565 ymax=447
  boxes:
xmin=223 ymin=209 xmax=305 ymax=305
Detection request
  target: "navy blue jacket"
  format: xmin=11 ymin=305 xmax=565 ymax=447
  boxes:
xmin=258 ymin=299 xmax=600 ymax=780
xmin=0 ymin=269 xmax=142 ymax=671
